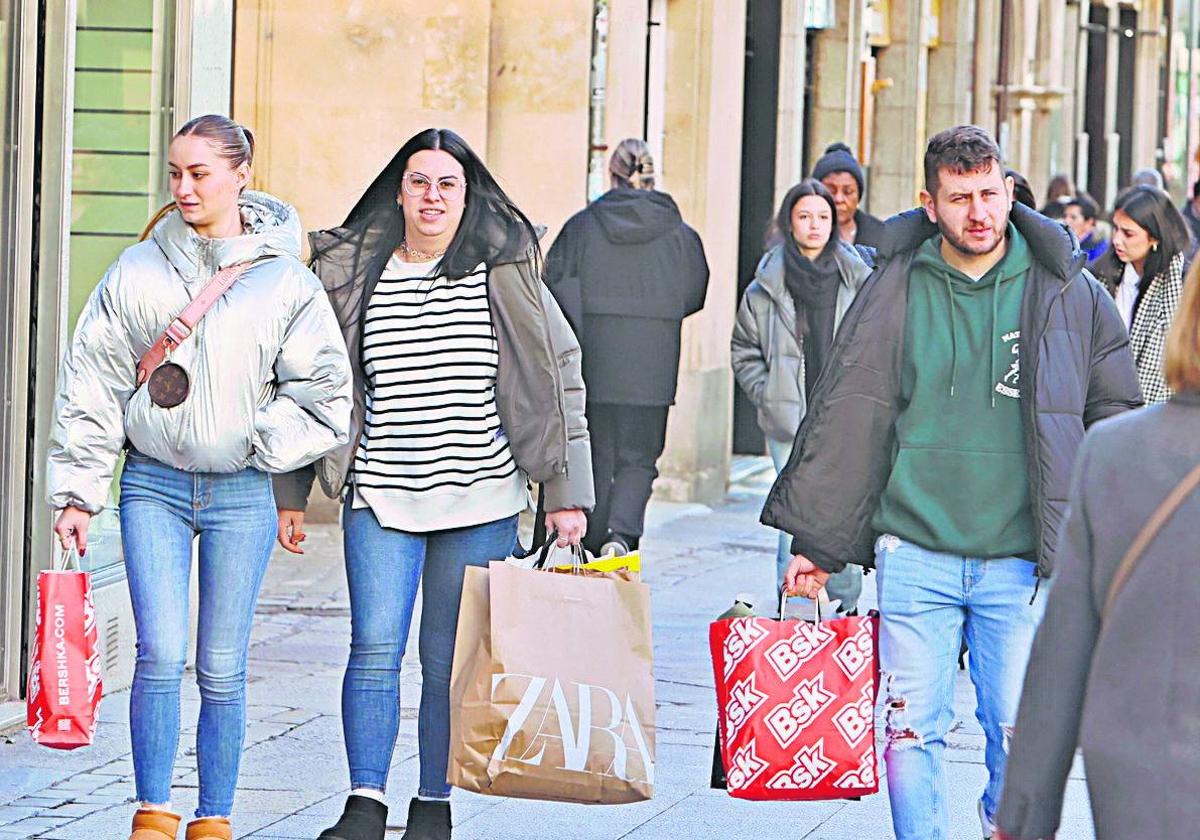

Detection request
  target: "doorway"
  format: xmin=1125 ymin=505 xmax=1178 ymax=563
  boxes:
xmin=732 ymin=0 xmax=782 ymax=456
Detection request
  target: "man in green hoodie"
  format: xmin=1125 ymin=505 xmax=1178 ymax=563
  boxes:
xmin=765 ymin=126 xmax=1141 ymax=840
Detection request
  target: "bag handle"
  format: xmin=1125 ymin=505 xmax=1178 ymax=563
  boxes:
xmin=777 ymin=585 xmax=831 ymax=622
xmin=136 ymin=261 xmax=253 ymax=385
xmin=1102 ymin=460 xmax=1200 ymax=621
xmin=54 ymin=546 xmax=81 ymax=572
xmin=532 ymin=530 xmax=587 ymax=570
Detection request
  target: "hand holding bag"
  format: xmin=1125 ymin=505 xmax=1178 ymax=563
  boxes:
xmin=27 ymin=548 xmax=103 ymax=749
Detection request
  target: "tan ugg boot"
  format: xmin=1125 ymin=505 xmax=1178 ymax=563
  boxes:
xmin=129 ymin=808 xmax=182 ymax=839
xmin=185 ymin=817 xmax=233 ymax=840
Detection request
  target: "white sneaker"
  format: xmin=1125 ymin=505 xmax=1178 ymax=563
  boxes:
xmin=978 ymin=801 xmax=997 ymax=839
xmin=599 ymin=537 xmax=629 ymax=557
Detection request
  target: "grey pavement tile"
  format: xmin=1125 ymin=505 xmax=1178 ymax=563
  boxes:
xmin=0 ymin=816 xmax=72 ymax=835
xmin=623 ymin=792 xmax=844 ymax=839
xmin=0 ymin=806 xmax=41 ymax=826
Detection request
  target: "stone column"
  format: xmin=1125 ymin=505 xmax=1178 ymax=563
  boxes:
xmin=653 ymin=0 xmax=747 ymax=503
xmin=1131 ymin=0 xmax=1166 ymax=172
xmin=871 ymin=0 xmax=932 ymax=215
xmin=925 ymin=0 xmax=976 ymax=136
xmin=485 ymin=0 xmax=593 ymax=235
xmin=807 ymin=0 xmax=864 ymax=168
xmin=774 ymin=0 xmax=809 ymax=200
xmin=232 ymin=0 xmax=493 ymax=232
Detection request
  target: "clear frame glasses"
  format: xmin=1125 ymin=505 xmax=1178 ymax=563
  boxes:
xmin=401 ymin=171 xmax=466 ymax=202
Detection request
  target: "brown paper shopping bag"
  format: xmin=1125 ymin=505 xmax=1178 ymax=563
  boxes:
xmin=449 ymin=560 xmax=655 ymax=804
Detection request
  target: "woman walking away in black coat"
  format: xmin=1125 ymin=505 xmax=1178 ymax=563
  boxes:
xmin=545 ymin=138 xmax=709 ymax=555
xmin=996 ymin=258 xmax=1200 ymax=840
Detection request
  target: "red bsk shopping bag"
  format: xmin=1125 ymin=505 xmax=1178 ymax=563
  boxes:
xmin=709 ymin=612 xmax=879 ymax=800
xmin=27 ymin=553 xmax=103 ymax=749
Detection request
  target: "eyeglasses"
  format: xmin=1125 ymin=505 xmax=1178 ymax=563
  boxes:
xmin=401 ymin=171 xmax=466 ymax=202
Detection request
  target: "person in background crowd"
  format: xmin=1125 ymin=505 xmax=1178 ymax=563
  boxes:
xmin=1089 ymin=185 xmax=1191 ymax=404
xmin=1006 ymin=169 xmax=1037 ymax=209
xmin=1180 ymin=179 xmax=1200 ymax=254
xmin=47 ymin=115 xmax=353 ymax=840
xmin=731 ymin=179 xmax=872 ymax=615
xmin=995 ymin=259 xmax=1200 ymax=840
xmin=544 ymin=138 xmax=709 ymax=557
xmin=1131 ymin=166 xmax=1165 ymax=191
xmin=765 ymin=125 xmax=1142 ymax=840
xmin=1064 ymin=193 xmax=1109 ymax=262
xmin=811 ymin=142 xmax=885 ymax=248
xmin=1039 ymin=172 xmax=1074 ymax=219
xmin=273 ymin=128 xmax=593 ymax=840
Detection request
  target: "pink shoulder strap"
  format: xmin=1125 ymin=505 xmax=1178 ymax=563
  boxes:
xmin=136 ymin=261 xmax=252 ymax=385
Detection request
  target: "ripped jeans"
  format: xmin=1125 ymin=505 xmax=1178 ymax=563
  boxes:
xmin=874 ymin=535 xmax=1046 ymax=840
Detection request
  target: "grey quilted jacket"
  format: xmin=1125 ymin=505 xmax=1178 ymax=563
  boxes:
xmin=730 ymin=242 xmax=871 ymax=442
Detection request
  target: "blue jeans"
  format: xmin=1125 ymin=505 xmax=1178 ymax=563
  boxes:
xmin=341 ymin=502 xmax=518 ymax=798
xmin=767 ymin=437 xmax=863 ymax=613
xmin=119 ymin=452 xmax=276 ymax=818
xmin=874 ymin=534 xmax=1047 ymax=840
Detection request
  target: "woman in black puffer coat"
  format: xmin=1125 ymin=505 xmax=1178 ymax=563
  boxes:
xmin=545 ymin=139 xmax=710 ymax=555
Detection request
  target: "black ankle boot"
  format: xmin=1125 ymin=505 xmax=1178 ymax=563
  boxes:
xmin=317 ymin=795 xmax=387 ymax=840
xmin=399 ymin=798 xmax=451 ymax=840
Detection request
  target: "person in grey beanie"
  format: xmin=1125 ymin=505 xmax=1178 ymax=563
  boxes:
xmin=811 ymin=141 xmax=884 ymax=248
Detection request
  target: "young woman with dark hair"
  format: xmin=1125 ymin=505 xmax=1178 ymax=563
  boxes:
xmin=273 ymin=128 xmax=592 ymax=840
xmin=1090 ymin=184 xmax=1193 ymax=403
xmin=731 ymin=178 xmax=872 ymax=615
xmin=47 ymin=114 xmax=353 ymax=840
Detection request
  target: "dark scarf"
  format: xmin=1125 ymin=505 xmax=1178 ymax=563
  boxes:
xmin=783 ymin=240 xmax=842 ymax=400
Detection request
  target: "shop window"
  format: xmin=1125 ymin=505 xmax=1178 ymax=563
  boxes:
xmin=68 ymin=0 xmax=174 ymax=577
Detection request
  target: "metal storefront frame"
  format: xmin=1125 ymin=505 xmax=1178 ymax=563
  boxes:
xmin=0 ymin=0 xmax=41 ymax=709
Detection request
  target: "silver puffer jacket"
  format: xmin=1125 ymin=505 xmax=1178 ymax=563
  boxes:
xmin=46 ymin=191 xmax=353 ymax=513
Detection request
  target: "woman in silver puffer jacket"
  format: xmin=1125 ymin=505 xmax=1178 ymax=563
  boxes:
xmin=46 ymin=115 xmax=352 ymax=840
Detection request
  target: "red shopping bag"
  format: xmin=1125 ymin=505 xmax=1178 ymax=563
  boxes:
xmin=709 ymin=602 xmax=879 ymax=801
xmin=27 ymin=550 xmax=102 ymax=749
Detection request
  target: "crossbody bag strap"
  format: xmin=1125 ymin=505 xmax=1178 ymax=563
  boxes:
xmin=1102 ymin=460 xmax=1200 ymax=621
xmin=136 ymin=261 xmax=253 ymax=385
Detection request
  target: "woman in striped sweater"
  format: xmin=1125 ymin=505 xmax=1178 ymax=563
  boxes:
xmin=273 ymin=129 xmax=593 ymax=840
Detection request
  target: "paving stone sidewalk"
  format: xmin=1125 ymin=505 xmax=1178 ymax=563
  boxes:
xmin=0 ymin=467 xmax=1095 ymax=838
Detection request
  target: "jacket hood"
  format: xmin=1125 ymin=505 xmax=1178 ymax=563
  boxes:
xmin=754 ymin=241 xmax=871 ymax=307
xmin=590 ymin=188 xmax=683 ymax=244
xmin=152 ymin=189 xmax=303 ymax=281
xmin=876 ymin=201 xmax=1083 ymax=281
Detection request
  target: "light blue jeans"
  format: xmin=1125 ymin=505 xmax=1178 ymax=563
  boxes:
xmin=340 ymin=502 xmax=519 ymax=798
xmin=119 ymin=451 xmax=276 ymax=818
xmin=874 ymin=534 xmax=1047 ymax=840
xmin=768 ymin=437 xmax=863 ymax=613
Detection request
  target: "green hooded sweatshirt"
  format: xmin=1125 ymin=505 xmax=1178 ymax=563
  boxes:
xmin=871 ymin=224 xmax=1036 ymax=558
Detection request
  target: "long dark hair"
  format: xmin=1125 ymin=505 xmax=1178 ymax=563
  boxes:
xmin=335 ymin=128 xmax=539 ymax=281
xmin=1097 ymin=185 xmax=1192 ymax=282
xmin=776 ymin=178 xmax=839 ymax=258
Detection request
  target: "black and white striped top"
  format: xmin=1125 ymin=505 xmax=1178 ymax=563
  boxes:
xmin=350 ymin=255 xmax=527 ymax=532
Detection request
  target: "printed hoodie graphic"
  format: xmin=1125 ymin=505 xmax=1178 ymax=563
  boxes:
xmin=872 ymin=224 xmax=1037 ymax=558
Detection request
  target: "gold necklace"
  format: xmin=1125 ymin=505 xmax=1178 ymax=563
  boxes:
xmin=398 ymin=240 xmax=447 ymax=262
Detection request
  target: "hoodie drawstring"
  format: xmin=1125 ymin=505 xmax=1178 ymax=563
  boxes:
xmin=944 ymin=269 xmax=1006 ymax=406
xmin=989 ymin=273 xmax=1003 ymax=409
xmin=943 ymin=275 xmax=959 ymax=398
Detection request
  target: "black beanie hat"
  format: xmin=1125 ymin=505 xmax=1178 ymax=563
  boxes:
xmin=811 ymin=142 xmax=865 ymax=196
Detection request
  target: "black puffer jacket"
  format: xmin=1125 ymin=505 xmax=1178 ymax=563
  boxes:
xmin=545 ymin=188 xmax=709 ymax=406
xmin=760 ymin=203 xmax=1143 ymax=577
